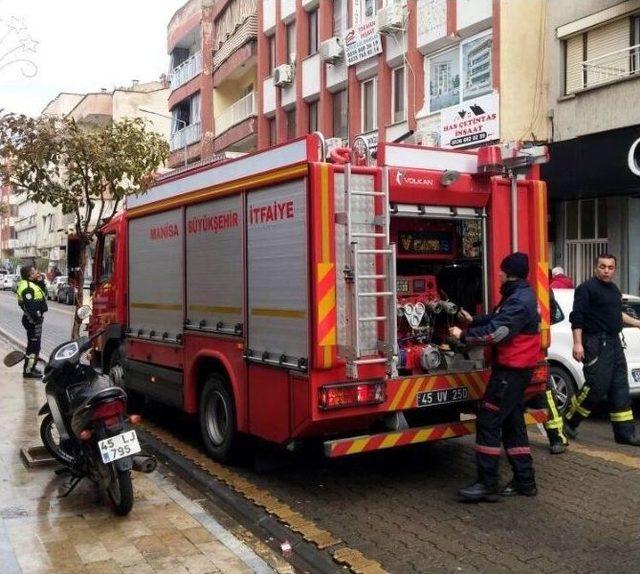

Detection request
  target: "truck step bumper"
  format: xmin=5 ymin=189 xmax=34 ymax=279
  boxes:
xmin=323 ymin=408 xmax=548 ymax=458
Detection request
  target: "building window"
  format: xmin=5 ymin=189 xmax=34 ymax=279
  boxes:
xmin=286 ymin=108 xmax=296 ymax=140
xmin=309 ymin=100 xmax=318 ymax=133
xmin=268 ymin=117 xmax=277 ymax=145
xmin=286 ymin=22 xmax=296 ymax=64
xmin=427 ymin=32 xmax=492 ymax=114
xmin=333 ymin=0 xmax=348 ymax=36
xmin=308 ymin=9 xmax=319 ymax=55
xmin=361 ymin=77 xmax=377 ymax=133
xmin=332 ymin=89 xmax=348 ymax=140
xmin=268 ymin=35 xmax=276 ymax=75
xmin=391 ymin=65 xmax=406 ymax=123
xmin=565 ymin=16 xmax=640 ymax=93
xmin=565 ymin=199 xmax=607 ymax=240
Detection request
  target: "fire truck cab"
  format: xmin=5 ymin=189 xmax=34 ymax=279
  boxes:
xmin=89 ymin=135 xmax=551 ymax=460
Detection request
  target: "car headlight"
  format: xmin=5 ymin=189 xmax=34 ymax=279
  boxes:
xmin=54 ymin=342 xmax=79 ymax=361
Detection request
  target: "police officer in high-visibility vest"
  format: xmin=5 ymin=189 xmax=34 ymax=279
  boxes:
xmin=16 ymin=265 xmax=48 ymax=378
xmin=565 ymin=253 xmax=640 ymax=445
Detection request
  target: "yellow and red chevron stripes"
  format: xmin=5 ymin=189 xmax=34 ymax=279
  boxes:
xmin=312 ymin=163 xmax=337 ymax=369
xmin=325 ymin=408 xmax=549 ymax=457
xmin=533 ymin=180 xmax=551 ymax=350
xmin=317 ymin=262 xmax=337 ymax=367
xmin=326 ymin=420 xmax=476 ymax=457
xmin=386 ymin=371 xmax=487 ymax=411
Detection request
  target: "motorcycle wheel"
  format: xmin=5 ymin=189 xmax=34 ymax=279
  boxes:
xmin=106 ymin=464 xmax=133 ymax=516
xmin=40 ymin=414 xmax=76 ymax=467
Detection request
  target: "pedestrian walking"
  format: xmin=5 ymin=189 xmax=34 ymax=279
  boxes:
xmin=550 ymin=267 xmax=574 ymax=289
xmin=565 ymin=254 xmax=640 ymax=445
xmin=450 ymin=252 xmax=540 ymax=501
xmin=16 ymin=265 xmax=48 ymax=379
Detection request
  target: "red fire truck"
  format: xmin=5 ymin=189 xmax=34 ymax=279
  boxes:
xmin=86 ymin=135 xmax=551 ymax=461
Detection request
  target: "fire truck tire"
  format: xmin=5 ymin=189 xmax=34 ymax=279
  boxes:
xmin=108 ymin=349 xmax=144 ymax=412
xmin=200 ymin=374 xmax=238 ymax=462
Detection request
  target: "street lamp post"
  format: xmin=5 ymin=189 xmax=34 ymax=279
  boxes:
xmin=138 ymin=107 xmax=188 ymax=167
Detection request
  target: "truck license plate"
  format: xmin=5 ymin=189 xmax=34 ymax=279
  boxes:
xmin=632 ymin=369 xmax=640 ymax=383
xmin=417 ymin=387 xmax=468 ymax=408
xmin=98 ymin=430 xmax=141 ymax=464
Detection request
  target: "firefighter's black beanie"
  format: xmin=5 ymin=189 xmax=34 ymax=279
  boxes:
xmin=500 ymin=252 xmax=529 ymax=279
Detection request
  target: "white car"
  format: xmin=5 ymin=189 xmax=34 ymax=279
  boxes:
xmin=2 ymin=273 xmax=19 ymax=291
xmin=47 ymin=275 xmax=67 ymax=300
xmin=548 ymin=288 xmax=640 ymax=412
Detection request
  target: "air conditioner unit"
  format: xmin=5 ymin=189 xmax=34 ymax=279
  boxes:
xmin=376 ymin=3 xmax=406 ymax=34
xmin=319 ymin=36 xmax=344 ymax=64
xmin=274 ymin=64 xmax=294 ymax=87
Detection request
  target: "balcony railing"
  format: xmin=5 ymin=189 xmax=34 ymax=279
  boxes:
xmin=214 ymin=92 xmax=256 ymax=136
xmin=170 ymin=52 xmax=203 ymax=90
xmin=170 ymin=122 xmax=202 ymax=151
xmin=580 ymin=44 xmax=640 ymax=89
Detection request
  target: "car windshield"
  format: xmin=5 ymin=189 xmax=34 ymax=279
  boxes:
xmin=623 ymin=301 xmax=640 ymax=320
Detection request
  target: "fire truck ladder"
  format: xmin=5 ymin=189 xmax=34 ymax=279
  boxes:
xmin=340 ymin=163 xmax=398 ymax=379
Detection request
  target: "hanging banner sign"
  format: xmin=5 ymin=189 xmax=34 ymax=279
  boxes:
xmin=440 ymin=92 xmax=500 ymax=149
xmin=344 ymin=20 xmax=382 ymax=66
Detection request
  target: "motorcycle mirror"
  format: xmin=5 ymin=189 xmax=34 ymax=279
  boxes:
xmin=4 ymin=350 xmax=25 ymax=367
xmin=76 ymin=305 xmax=92 ymax=320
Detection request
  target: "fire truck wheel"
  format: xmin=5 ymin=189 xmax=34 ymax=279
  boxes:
xmin=200 ymin=374 xmax=238 ymax=462
xmin=108 ymin=349 xmax=144 ymax=412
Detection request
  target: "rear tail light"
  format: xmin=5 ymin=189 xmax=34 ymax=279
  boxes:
xmin=91 ymin=400 xmax=125 ymax=429
xmin=128 ymin=414 xmax=141 ymax=425
xmin=319 ymin=380 xmax=386 ymax=410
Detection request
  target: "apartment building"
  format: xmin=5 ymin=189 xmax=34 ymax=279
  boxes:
xmin=212 ymin=0 xmax=258 ymax=155
xmin=167 ymin=0 xmax=216 ymax=167
xmin=0 ymin=182 xmax=18 ymax=263
xmin=256 ymin=0 xmax=547 ymax=152
xmin=542 ymin=0 xmax=640 ymax=294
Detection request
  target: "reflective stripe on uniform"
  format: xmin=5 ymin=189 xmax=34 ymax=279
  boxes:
xmin=16 ymin=280 xmax=46 ymax=302
xmin=544 ymin=389 xmax=568 ymax=441
xmin=568 ymin=395 xmax=591 ymax=418
xmin=610 ymin=410 xmax=634 ymax=423
xmin=475 ymin=444 xmax=501 ymax=456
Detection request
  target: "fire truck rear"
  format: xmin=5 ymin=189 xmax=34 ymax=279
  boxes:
xmin=88 ymin=135 xmax=551 ymax=461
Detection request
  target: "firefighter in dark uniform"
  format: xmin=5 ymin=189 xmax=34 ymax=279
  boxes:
xmin=565 ymin=253 xmax=640 ymax=445
xmin=450 ymin=252 xmax=540 ymax=501
xmin=16 ymin=265 xmax=48 ymax=378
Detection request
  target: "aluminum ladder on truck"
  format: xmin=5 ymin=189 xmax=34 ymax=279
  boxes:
xmin=339 ymin=163 xmax=398 ymax=379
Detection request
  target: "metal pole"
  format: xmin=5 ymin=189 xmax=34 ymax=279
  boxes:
xmin=510 ymin=170 xmax=518 ymax=252
xmin=481 ymin=208 xmax=490 ymax=314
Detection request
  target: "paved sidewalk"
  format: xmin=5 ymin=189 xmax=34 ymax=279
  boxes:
xmin=0 ymin=342 xmax=279 ymax=574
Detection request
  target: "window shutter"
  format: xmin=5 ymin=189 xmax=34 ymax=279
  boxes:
xmin=565 ymin=35 xmax=584 ymax=93
xmin=585 ymin=18 xmax=631 ymax=86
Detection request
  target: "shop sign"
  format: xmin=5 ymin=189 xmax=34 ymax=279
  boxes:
xmin=440 ymin=92 xmax=499 ymax=149
xmin=628 ymin=137 xmax=640 ymax=177
xmin=344 ymin=20 xmax=382 ymax=66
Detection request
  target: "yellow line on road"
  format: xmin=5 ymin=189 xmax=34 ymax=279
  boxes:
xmin=530 ymin=432 xmax=640 ymax=470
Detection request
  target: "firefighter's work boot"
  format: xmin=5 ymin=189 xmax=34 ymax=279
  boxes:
xmin=615 ymin=436 xmax=640 ymax=446
xmin=549 ymin=442 xmax=566 ymax=455
xmin=457 ymin=482 xmax=500 ymax=502
xmin=500 ymin=481 xmax=538 ymax=497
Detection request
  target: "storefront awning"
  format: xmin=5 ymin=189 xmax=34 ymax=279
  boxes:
xmin=542 ymin=125 xmax=640 ymax=201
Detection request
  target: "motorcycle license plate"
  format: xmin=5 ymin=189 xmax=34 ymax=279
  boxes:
xmin=632 ymin=369 xmax=640 ymax=383
xmin=98 ymin=430 xmax=141 ymax=464
xmin=417 ymin=387 xmax=468 ymax=407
